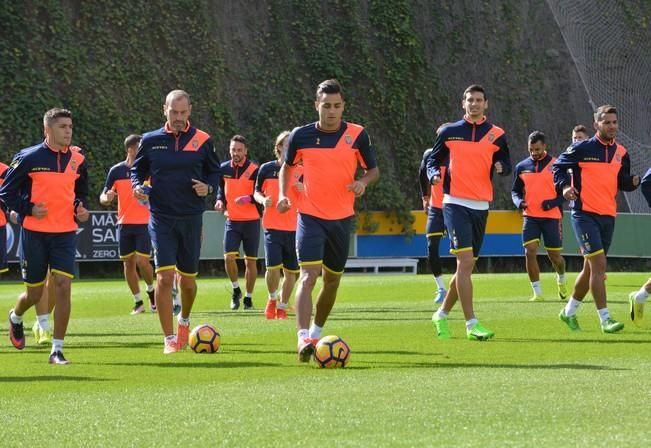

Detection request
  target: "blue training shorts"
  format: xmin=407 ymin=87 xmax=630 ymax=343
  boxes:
xmin=570 ymin=210 xmax=615 ymax=257
xmin=118 ymin=224 xmax=152 ymax=259
xmin=522 ymin=217 xmax=562 ymax=250
xmin=296 ymin=213 xmax=352 ymax=274
xmin=20 ymin=228 xmax=77 ymax=285
xmin=426 ymin=206 xmax=446 ymax=238
xmin=224 ymin=219 xmax=260 ymax=259
xmin=443 ymin=203 xmax=488 ymax=258
xmin=264 ymin=229 xmax=299 ymax=272
xmin=149 ymin=213 xmax=202 ymax=276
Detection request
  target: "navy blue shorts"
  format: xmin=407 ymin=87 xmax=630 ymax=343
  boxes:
xmin=0 ymin=226 xmax=7 ymax=273
xmin=264 ymin=229 xmax=299 ymax=272
xmin=426 ymin=206 xmax=446 ymax=237
xmin=443 ymin=203 xmax=488 ymax=257
xmin=149 ymin=213 xmax=202 ymax=276
xmin=522 ymin=217 xmax=562 ymax=250
xmin=20 ymin=229 xmax=77 ymax=285
xmin=296 ymin=213 xmax=352 ymax=274
xmin=224 ymin=219 xmax=260 ymax=259
xmin=118 ymin=224 xmax=151 ymax=259
xmin=571 ymin=210 xmax=615 ymax=257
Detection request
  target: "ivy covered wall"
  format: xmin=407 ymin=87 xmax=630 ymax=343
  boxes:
xmin=1 ymin=0 xmax=646 ymax=231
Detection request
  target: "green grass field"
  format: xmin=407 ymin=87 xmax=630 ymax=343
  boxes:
xmin=1 ymin=272 xmax=650 ymax=447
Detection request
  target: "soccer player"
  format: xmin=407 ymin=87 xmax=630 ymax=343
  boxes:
xmin=571 ymin=124 xmax=589 ymax=143
xmin=553 ymin=105 xmax=639 ymax=333
xmin=254 ymin=131 xmax=302 ymax=320
xmin=100 ymin=134 xmax=157 ymax=315
xmin=427 ymin=84 xmax=511 ymax=341
xmin=417 ymin=123 xmax=451 ymax=304
xmin=628 ymin=168 xmax=651 ymax=326
xmin=277 ymin=79 xmax=379 ymax=362
xmin=215 ymin=135 xmax=261 ymax=311
xmin=511 ymin=131 xmax=567 ymax=301
xmin=132 ymin=90 xmax=221 ymax=354
xmin=1 ymin=108 xmax=89 ymax=364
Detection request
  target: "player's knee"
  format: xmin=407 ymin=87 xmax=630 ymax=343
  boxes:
xmin=136 ymin=257 xmax=152 ymax=271
xmin=157 ymin=271 xmax=175 ymax=288
xmin=524 ymin=245 xmax=538 ymax=257
xmin=52 ymin=273 xmax=71 ymax=289
xmin=178 ymin=275 xmax=196 ymax=290
xmin=299 ymin=269 xmax=319 ymax=287
xmin=588 ymin=258 xmax=606 ymax=273
xmin=322 ymin=274 xmax=341 ymax=289
xmin=123 ymin=256 xmax=137 ymax=270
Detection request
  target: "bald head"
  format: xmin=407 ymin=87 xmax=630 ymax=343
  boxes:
xmin=165 ymin=89 xmax=191 ymax=107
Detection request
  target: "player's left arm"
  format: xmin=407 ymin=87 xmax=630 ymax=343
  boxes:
xmin=617 ymin=152 xmax=640 ymax=192
xmin=492 ymin=135 xmax=512 ymax=176
xmin=349 ymin=130 xmax=379 ymax=197
xmin=198 ymin=138 xmax=221 ymax=197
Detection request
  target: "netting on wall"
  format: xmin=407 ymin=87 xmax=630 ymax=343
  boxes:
xmin=547 ymin=0 xmax=651 ymax=213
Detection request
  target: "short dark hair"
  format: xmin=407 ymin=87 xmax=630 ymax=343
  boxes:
xmin=572 ymin=124 xmax=588 ymax=134
xmin=230 ymin=134 xmax=247 ymax=146
xmin=315 ymin=79 xmax=343 ymax=100
xmin=43 ymin=108 xmax=72 ymax=127
xmin=462 ymin=84 xmax=486 ymax=100
xmin=528 ymin=131 xmax=545 ymax=145
xmin=124 ymin=134 xmax=142 ymax=150
xmin=594 ymin=105 xmax=617 ymax=122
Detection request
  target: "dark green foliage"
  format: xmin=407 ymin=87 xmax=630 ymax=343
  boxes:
xmin=2 ymin=1 xmax=645 ymax=229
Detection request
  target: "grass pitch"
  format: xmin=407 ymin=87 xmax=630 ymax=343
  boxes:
xmin=1 ymin=272 xmax=650 ymax=447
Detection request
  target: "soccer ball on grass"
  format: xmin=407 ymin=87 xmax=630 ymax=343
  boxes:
xmin=189 ymin=324 xmax=221 ymax=353
xmin=313 ymin=335 xmax=350 ymax=368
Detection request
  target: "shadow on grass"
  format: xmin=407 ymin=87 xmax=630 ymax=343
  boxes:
xmin=331 ymin=317 xmax=424 ymax=322
xmin=69 ymin=342 xmax=161 ymax=349
xmin=0 ymin=375 xmax=113 ymax=382
xmin=192 ymin=311 xmax=265 ymax=317
xmin=361 ymin=361 xmax=629 ymax=371
xmin=352 ymin=349 xmax=434 ymax=356
xmin=224 ymin=348 xmax=300 ymax=355
xmin=335 ymin=307 xmax=434 ymax=314
xmin=502 ymin=337 xmax=651 ymax=344
xmin=89 ymin=361 xmax=282 ymax=369
xmin=69 ymin=333 xmax=162 ymax=337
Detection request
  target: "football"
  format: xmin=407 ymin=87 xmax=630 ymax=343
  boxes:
xmin=189 ymin=324 xmax=221 ymax=353
xmin=313 ymin=335 xmax=350 ymax=368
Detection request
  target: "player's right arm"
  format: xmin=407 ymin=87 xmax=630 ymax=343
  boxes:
xmin=253 ymin=163 xmax=272 ymax=208
xmin=426 ymin=132 xmax=447 ymax=185
xmin=278 ymin=128 xmax=300 ymax=213
xmin=418 ymin=149 xmax=432 ymax=209
xmin=131 ymin=138 xmax=151 ymax=201
xmin=552 ymin=144 xmax=580 ymax=200
xmin=0 ymin=151 xmax=36 ymax=217
xmin=100 ymin=165 xmax=117 ymax=205
xmin=418 ymin=149 xmax=431 ymax=196
xmin=511 ymin=162 xmax=526 ymax=209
